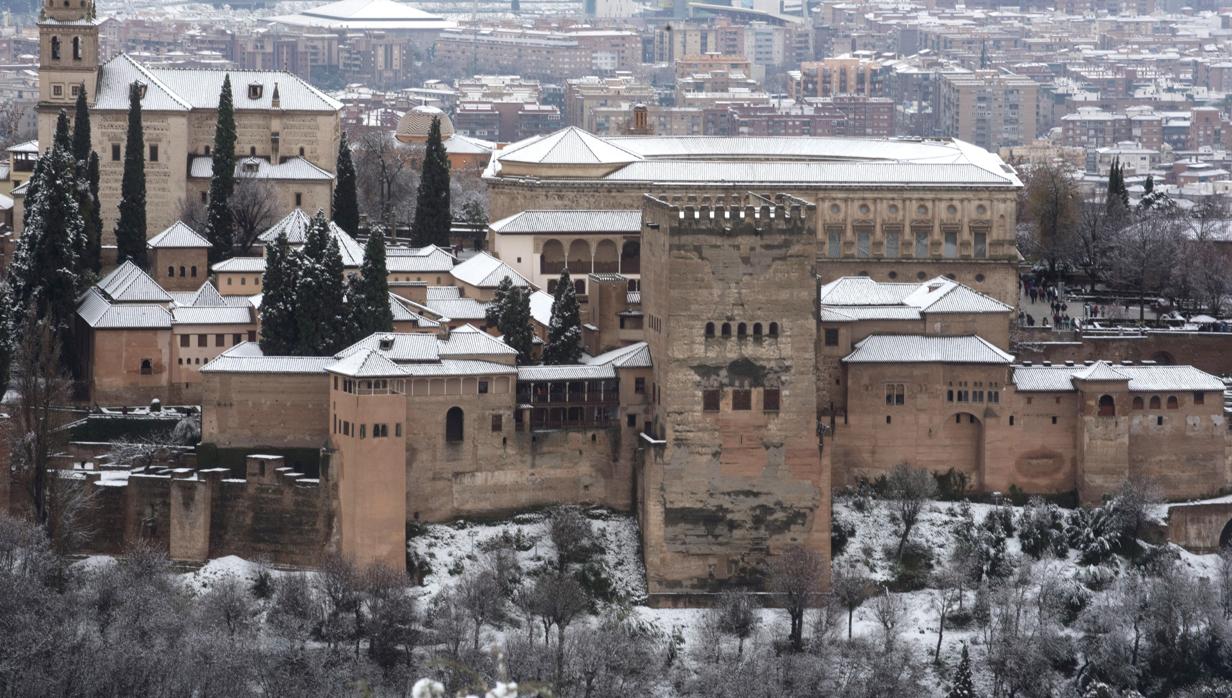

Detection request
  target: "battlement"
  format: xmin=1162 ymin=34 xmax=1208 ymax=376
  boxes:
xmin=643 ymin=192 xmax=815 ymax=234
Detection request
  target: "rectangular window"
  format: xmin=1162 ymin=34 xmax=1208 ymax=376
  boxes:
xmin=885 ymin=383 xmax=905 ymax=406
xmin=215 ymin=334 xmax=225 ymax=347
xmin=856 ymin=230 xmax=871 ymax=258
xmin=248 ymin=331 xmax=256 ymax=342
xmin=359 ymin=424 xmax=366 ymax=439
xmin=179 ymin=335 xmax=189 ymax=347
xmin=703 ymin=389 xmax=721 ymax=412
xmin=1195 ymin=391 xmax=1206 ymax=405
xmin=627 ymin=413 xmax=637 ymax=427
xmin=732 ymin=389 xmax=752 ymax=411
xmin=914 ymin=229 xmax=929 ymax=257
xmin=149 ymin=144 xmax=159 ymax=162
xmin=826 ymin=226 xmax=842 ymax=258
xmin=990 ymin=390 xmax=1000 ymax=404
xmin=395 ymin=423 xmax=402 ymax=437
xmin=491 ymin=414 xmax=503 ymax=432
xmin=197 ymin=335 xmax=207 ymax=347
xmin=973 ymin=231 xmax=987 ymax=258
xmin=824 ymin=328 xmax=839 ymax=347
xmin=763 ymin=388 xmax=781 ymax=412
xmin=294 ymin=192 xmax=303 ymax=207
xmin=944 ymin=230 xmax=958 ymax=258
xmin=478 ymin=380 xmax=489 ymax=394
xmin=884 ymin=229 xmax=901 ymax=258
xmin=111 ymin=143 xmax=121 ymax=161
xmin=233 ymin=333 xmax=242 ymax=345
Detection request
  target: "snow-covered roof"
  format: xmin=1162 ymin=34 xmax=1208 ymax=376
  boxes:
xmin=438 ymin=325 xmax=517 ymax=358
xmin=336 ymin=332 xmax=440 ymax=362
xmin=96 ymin=261 xmax=173 ymax=303
xmin=843 ymin=335 xmax=1014 ymax=364
xmin=94 ymin=53 xmax=342 ymax=113
xmin=270 ymin=0 xmax=454 ymax=31
xmin=327 ymin=348 xmax=406 ymax=377
xmin=818 ymin=276 xmax=1011 ymax=319
xmin=497 ymin=127 xmax=642 ymax=167
xmin=147 ymin=221 xmax=211 ymax=249
xmin=489 ymin=209 xmax=642 ymax=235
xmin=450 ymin=252 xmax=530 ymax=289
xmin=426 ymin=297 xmax=490 ymax=320
xmin=1012 ymin=363 xmax=1225 ymax=393
xmin=212 ymin=257 xmax=267 ymax=273
xmin=386 ymin=245 xmax=456 ymax=273
xmin=171 ymin=306 xmax=253 ymax=325
xmin=517 ymin=364 xmax=617 ymax=381
xmin=587 ymin=341 xmax=652 ymax=369
xmin=200 ymin=349 xmax=336 ymax=374
xmin=77 ymin=288 xmax=172 ymax=329
xmin=190 ymin=156 xmax=333 ymax=181
xmin=256 ymin=209 xmax=364 ymax=267
xmin=528 ymin=290 xmax=553 ymax=327
xmin=427 ymin=286 xmax=461 ymax=300
xmin=181 ymin=281 xmax=228 ymax=308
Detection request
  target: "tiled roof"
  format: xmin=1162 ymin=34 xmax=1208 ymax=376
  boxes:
xmin=386 ymin=245 xmax=456 ymax=273
xmin=903 ymin=278 xmax=1013 ymax=314
xmin=212 ymin=257 xmax=267 ymax=273
xmin=147 ymin=221 xmax=211 ymax=249
xmin=402 ymin=359 xmax=517 ymax=377
xmin=271 ymin=0 xmax=454 ymax=30
xmin=626 ymin=291 xmax=641 ymax=304
xmin=818 ymin=276 xmax=1011 ymax=316
xmin=587 ymin=341 xmax=652 ymax=368
xmin=171 ymin=306 xmax=253 ymax=325
xmin=200 ymin=354 xmax=335 ymax=374
xmin=256 ymin=210 xmax=364 ymax=266
xmin=1013 ymin=364 xmax=1225 ymax=393
xmin=327 ymin=348 xmax=406 ymax=377
xmin=819 ymin=306 xmax=922 ymax=322
xmin=97 ymin=261 xmax=173 ymax=303
xmin=1073 ymin=361 xmax=1129 ymax=382
xmin=604 ymin=161 xmax=1014 ymax=186
xmin=450 ymin=252 xmax=531 ymax=289
xmin=336 ymin=332 xmax=440 ymax=362
xmin=818 ymin=277 xmax=916 ymax=306
xmin=490 ymin=209 xmax=642 ymax=235
xmin=389 ymin=294 xmax=441 ymax=328
xmin=183 ymin=281 xmax=227 ymax=307
xmin=528 ymin=290 xmax=553 ymax=327
xmin=517 ymin=364 xmax=617 ymax=381
xmin=190 ymin=156 xmax=334 ymax=181
xmin=426 ymin=298 xmax=490 ymax=320
xmin=498 ymin=127 xmax=642 ymax=166
xmin=844 ymin=335 xmax=1014 ymax=364
xmin=95 ymin=53 xmax=342 ymax=112
xmin=427 ymin=286 xmax=461 ymax=300
xmin=77 ymin=289 xmax=172 ymax=329
xmin=438 ymin=325 xmax=517 ymax=357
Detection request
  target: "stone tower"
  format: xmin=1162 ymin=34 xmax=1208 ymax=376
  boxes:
xmin=638 ymin=192 xmax=830 ymax=598
xmin=38 ymin=0 xmax=100 ymax=147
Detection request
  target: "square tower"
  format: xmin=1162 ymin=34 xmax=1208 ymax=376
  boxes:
xmin=38 ymin=0 xmax=101 ymax=113
xmin=638 ymin=193 xmax=830 ymax=596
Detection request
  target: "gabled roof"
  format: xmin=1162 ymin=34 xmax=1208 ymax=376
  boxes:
xmin=336 ymin=332 xmax=440 ymax=362
xmin=212 ymin=257 xmax=267 ymax=273
xmin=426 ymin=297 xmax=490 ymax=321
xmin=97 ymin=261 xmax=173 ymax=303
xmin=77 ymin=288 xmax=172 ymax=329
xmin=190 ymin=156 xmax=334 ymax=181
xmin=327 ymin=348 xmax=406 ymax=377
xmin=1013 ymin=363 xmax=1225 ymax=393
xmin=147 ymin=221 xmax=211 ymax=249
xmin=902 ymin=277 xmax=1013 ymax=314
xmin=818 ymin=276 xmax=1011 ymax=316
xmin=183 ymin=281 xmax=227 ymax=308
xmin=257 ymin=209 xmax=364 ymax=266
xmin=1073 ymin=360 xmax=1129 ymax=382
xmin=587 ymin=341 xmax=652 ymax=368
xmin=818 ymin=276 xmax=916 ymax=306
xmin=451 ymin=252 xmax=530 ymax=289
xmin=489 ymin=209 xmax=642 ymax=235
xmin=844 ymin=335 xmax=1014 ymax=364
xmin=171 ymin=306 xmax=253 ymax=325
xmin=528 ymin=290 xmax=553 ymax=327
xmin=438 ymin=324 xmax=517 ymax=358
xmin=497 ymin=127 xmax=642 ymax=166
xmin=386 ymin=244 xmax=456 ymax=273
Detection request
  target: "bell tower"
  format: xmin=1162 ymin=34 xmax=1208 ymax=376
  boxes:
xmin=38 ymin=0 xmax=100 ymax=111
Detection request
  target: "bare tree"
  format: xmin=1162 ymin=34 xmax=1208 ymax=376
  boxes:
xmin=353 ymin=132 xmax=418 ymax=230
xmin=930 ymin=566 xmax=962 ymax=662
xmin=549 ymin=506 xmax=594 ymax=572
xmin=830 ymin=561 xmax=868 ymax=640
xmin=712 ymin=590 xmax=760 ymax=656
xmin=457 ymin=566 xmax=508 ymax=652
xmin=871 ymin=587 xmax=906 ymax=652
xmin=769 ymin=544 xmax=823 ymax=652
xmin=1020 ymin=161 xmax=1081 ymax=280
xmin=230 ymin=178 xmax=281 ymax=255
xmin=178 ymin=195 xmax=208 ymax=235
xmin=1109 ymin=206 xmax=1184 ymax=323
xmin=884 ymin=463 xmax=937 ymax=561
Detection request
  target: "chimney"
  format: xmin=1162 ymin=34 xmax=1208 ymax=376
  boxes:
xmin=378 ymin=334 xmax=395 ymax=351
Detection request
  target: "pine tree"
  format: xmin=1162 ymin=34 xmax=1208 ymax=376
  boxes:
xmin=205 ymin=75 xmax=237 ymax=265
xmin=543 ymin=269 xmax=582 ymax=365
xmin=348 ymin=228 xmax=393 ymax=341
xmin=411 ymin=116 xmax=451 ymax=248
xmin=333 ymin=131 xmax=360 ymax=236
xmin=485 ymin=276 xmax=513 ymax=327
xmin=71 ymin=85 xmax=91 ymax=166
xmin=1143 ymin=173 xmax=1154 ymax=195
xmin=295 ymin=211 xmax=347 ymax=355
xmin=946 ymin=644 xmax=976 ymax=698
xmin=259 ymin=232 xmax=301 ymax=355
xmin=498 ymin=286 xmax=535 ymax=365
xmin=9 ymin=111 xmax=85 ymax=344
xmin=115 ymin=82 xmax=147 ymax=268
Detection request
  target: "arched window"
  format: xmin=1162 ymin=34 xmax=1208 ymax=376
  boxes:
xmin=72 ymin=36 xmax=82 ymax=61
xmin=167 ymin=265 xmax=175 ymax=278
xmin=567 ymin=239 xmax=591 ymax=274
xmin=1132 ymin=396 xmax=1144 ymax=410
xmin=140 ymin=359 xmax=152 ymax=375
xmin=705 ymin=322 xmax=715 ymax=338
xmin=1167 ymin=395 xmax=1179 ymax=410
xmin=721 ymin=323 xmax=731 ymax=338
xmin=445 ymin=407 xmax=464 ymax=442
xmin=620 ymin=240 xmax=640 ymax=274
xmin=1097 ymin=395 xmax=1115 ymax=417
xmin=1149 ymin=396 xmax=1161 ymax=410
xmin=594 ymin=239 xmax=618 ymax=274
xmin=191 ymin=266 xmax=197 ymax=277
xmin=768 ymin=322 xmax=780 ymax=337
xmin=753 ymin=323 xmax=763 ymax=337
xmin=737 ymin=323 xmax=747 ymax=338
xmin=179 ymin=265 xmax=186 ymax=277
xmin=51 ymin=36 xmax=61 ymax=61
xmin=541 ymin=239 xmax=564 ymax=275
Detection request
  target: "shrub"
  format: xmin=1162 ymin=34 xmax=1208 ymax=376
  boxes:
xmin=574 ymin=561 xmax=616 ymax=602
xmin=251 ymin=567 xmax=275 ymax=600
xmin=886 ymin=538 xmax=933 ymax=592
xmin=1019 ymin=497 xmax=1070 ymax=559
xmin=1057 ymin=580 xmax=1091 ymax=625
xmin=831 ymin=514 xmax=856 ymax=558
xmin=933 ymin=468 xmax=971 ymax=501
xmin=1066 ymin=507 xmax=1124 ymax=566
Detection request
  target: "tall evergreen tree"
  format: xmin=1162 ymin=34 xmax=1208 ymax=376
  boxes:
xmin=10 ymin=111 xmax=85 ymax=343
xmin=205 ymin=75 xmax=237 ymax=265
xmin=115 ymin=82 xmax=147 ymax=268
xmin=295 ymin=211 xmax=347 ymax=355
xmin=348 ymin=228 xmax=393 ymax=340
xmin=543 ymin=270 xmax=582 ymax=365
xmin=83 ymin=152 xmax=102 ymax=274
xmin=1143 ymin=172 xmax=1154 ymax=195
xmin=1106 ymin=157 xmax=1129 ymax=212
xmin=411 ymin=116 xmax=451 ymax=248
xmin=259 ymin=232 xmax=301 ymax=355
xmin=71 ymin=86 xmax=91 ymax=165
xmin=0 ymin=280 xmax=12 ymax=391
xmin=333 ymin=131 xmax=360 ymax=236
xmin=498 ymin=286 xmax=535 ymax=365
xmin=946 ymin=644 xmax=976 ymax=698
xmin=485 ymin=276 xmax=513 ymax=327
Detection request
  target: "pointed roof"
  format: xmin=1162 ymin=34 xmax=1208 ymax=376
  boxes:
xmin=97 ymin=261 xmax=173 ymax=303
xmin=587 ymin=341 xmax=653 ymax=368
xmin=327 ymin=348 xmax=407 ymax=377
xmin=257 ymin=209 xmax=364 ymax=266
xmin=185 ymin=281 xmax=227 ymax=308
xmin=497 ymin=127 xmax=642 ymax=166
xmin=148 ymin=221 xmax=211 ymax=249
xmin=1073 ymin=361 xmax=1129 ymax=382
xmin=450 ymin=252 xmax=530 ymax=288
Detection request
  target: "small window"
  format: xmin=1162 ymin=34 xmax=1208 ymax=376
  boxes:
xmin=1194 ymin=391 xmax=1206 ymax=405
xmin=179 ymin=266 xmax=186 ymax=277
xmin=1009 ymin=416 xmax=1015 ymax=426
xmin=702 ymin=389 xmax=721 ymax=412
xmin=721 ymin=323 xmax=731 ymax=338
xmin=179 ymin=335 xmax=189 ymax=347
xmin=359 ymin=424 xmax=366 ymax=439
xmin=167 ymin=265 xmax=175 ymax=278
xmin=140 ymin=359 xmax=152 ymax=375
xmin=763 ymin=388 xmax=780 ymax=412
xmin=1166 ymin=396 xmax=1179 ymax=410
xmin=53 ymin=84 xmax=64 ymax=98
xmin=215 ymin=334 xmax=225 ymax=347
xmin=478 ymin=380 xmax=489 ymax=394
xmin=446 ymin=407 xmax=464 ymax=442
xmin=197 ymin=335 xmax=207 ymax=347
xmin=824 ymin=328 xmax=839 ymax=347
xmin=753 ymin=323 xmax=763 ymax=337
xmin=248 ymin=83 xmax=263 ymax=100
xmin=51 ymin=36 xmax=61 ymax=60
xmin=1157 ymin=416 xmax=1164 ymax=426
xmin=201 ymin=192 xmax=208 ymax=204
xmin=1132 ymin=396 xmax=1144 ymax=410
xmin=627 ymin=413 xmax=637 ymax=427
xmin=149 ymin=144 xmax=159 ymax=162
xmin=191 ymin=266 xmax=197 ymax=277
xmin=233 ymin=333 xmax=242 ymax=345
xmin=768 ymin=322 xmax=780 ymax=337
xmin=885 ymin=383 xmax=905 ymax=406
xmin=732 ymin=389 xmax=752 ymax=411
xmin=248 ymin=331 xmax=256 ymax=342
xmin=1051 ymin=416 xmax=1058 ymax=425
xmin=704 ymin=322 xmax=715 ymax=338
xmin=635 ymin=377 xmax=646 ymax=394
xmin=737 ymin=323 xmax=747 ymax=338
xmin=1150 ymin=396 xmax=1161 ymax=410
xmin=491 ymin=414 xmax=503 ymax=432
xmin=1097 ymin=395 xmax=1115 ymax=417
xmin=395 ymin=423 xmax=402 ymax=437
xmin=294 ymin=192 xmax=303 ymax=207
xmin=112 ymin=143 xmax=121 ymax=161
xmin=71 ymin=84 xmax=80 ymax=96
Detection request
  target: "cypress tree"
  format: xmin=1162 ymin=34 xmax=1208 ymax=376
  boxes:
xmin=0 ymin=280 xmax=12 ymax=391
xmin=349 ymin=229 xmax=393 ymax=340
xmin=485 ymin=276 xmax=513 ymax=327
xmin=9 ymin=111 xmax=84 ymax=342
xmin=115 ymin=82 xmax=147 ymax=268
xmin=333 ymin=131 xmax=360 ymax=236
xmin=295 ymin=211 xmax=347 ymax=355
xmin=259 ymin=232 xmax=300 ymax=355
xmin=1143 ymin=173 xmax=1154 ymax=194
xmin=1106 ymin=157 xmax=1129 ymax=212
xmin=411 ymin=116 xmax=451 ymax=248
xmin=543 ymin=269 xmax=582 ymax=365
xmin=205 ymin=74 xmax=237 ymax=265
xmin=72 ymin=85 xmax=91 ymax=165
xmin=84 ymin=152 xmax=102 ymax=273
xmin=498 ymin=286 xmax=535 ymax=365
xmin=946 ymin=644 xmax=976 ymax=698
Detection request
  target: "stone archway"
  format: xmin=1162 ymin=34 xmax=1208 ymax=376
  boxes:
xmin=541 ymin=239 xmax=564 ymax=275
